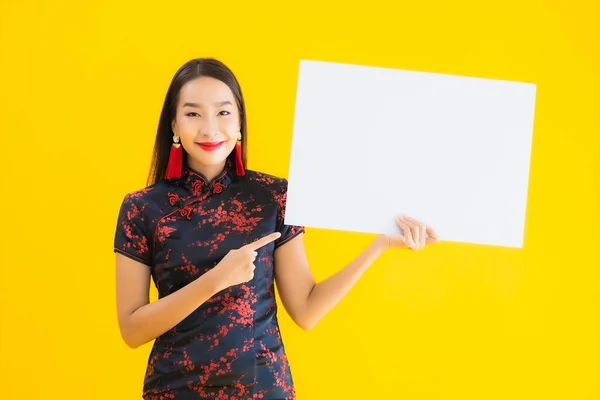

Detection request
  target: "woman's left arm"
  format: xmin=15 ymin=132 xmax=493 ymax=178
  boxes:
xmin=274 ymin=215 xmax=438 ymax=330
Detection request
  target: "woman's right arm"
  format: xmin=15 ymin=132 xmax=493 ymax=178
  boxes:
xmin=115 ymin=254 xmax=224 ymax=349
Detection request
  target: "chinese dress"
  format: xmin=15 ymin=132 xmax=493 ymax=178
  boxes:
xmin=113 ymin=162 xmax=305 ymax=400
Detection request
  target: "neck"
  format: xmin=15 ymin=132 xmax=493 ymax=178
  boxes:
xmin=186 ymin=159 xmax=227 ymax=182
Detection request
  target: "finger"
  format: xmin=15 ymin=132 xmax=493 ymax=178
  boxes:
xmin=425 ymin=226 xmax=439 ymax=246
xmin=399 ymin=216 xmax=417 ymax=248
xmin=419 ymin=224 xmax=426 ymax=249
xmin=403 ymin=216 xmax=428 ymax=249
xmin=413 ymin=223 xmax=421 ymax=250
xmin=245 ymin=250 xmax=257 ymax=260
xmin=395 ymin=217 xmax=413 ymax=247
xmin=244 ymin=232 xmax=282 ymax=251
xmin=402 ymin=215 xmax=423 ymax=225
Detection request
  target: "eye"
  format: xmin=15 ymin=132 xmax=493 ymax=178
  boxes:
xmin=186 ymin=112 xmax=200 ymax=117
xmin=218 ymin=110 xmax=230 ymax=116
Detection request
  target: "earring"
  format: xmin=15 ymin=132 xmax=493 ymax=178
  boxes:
xmin=165 ymin=132 xmax=183 ymax=179
xmin=234 ymin=131 xmax=245 ymax=176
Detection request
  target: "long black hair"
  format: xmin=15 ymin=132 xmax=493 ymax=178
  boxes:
xmin=147 ymin=58 xmax=248 ymax=186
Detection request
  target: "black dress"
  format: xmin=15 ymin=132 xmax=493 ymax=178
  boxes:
xmin=114 ymin=161 xmax=305 ymax=400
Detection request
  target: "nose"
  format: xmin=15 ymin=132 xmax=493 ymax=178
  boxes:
xmin=200 ymin=115 xmax=219 ymax=135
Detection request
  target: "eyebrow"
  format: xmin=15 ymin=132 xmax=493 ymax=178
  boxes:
xmin=182 ymin=101 xmax=232 ymax=108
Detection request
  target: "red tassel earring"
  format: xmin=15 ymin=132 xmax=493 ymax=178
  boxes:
xmin=166 ymin=133 xmax=182 ymax=179
xmin=235 ymin=132 xmax=245 ymax=176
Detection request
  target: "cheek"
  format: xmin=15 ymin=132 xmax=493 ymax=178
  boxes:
xmin=218 ymin=129 xmax=238 ymax=145
xmin=176 ymin=115 xmax=195 ymax=130
xmin=176 ymin=117 xmax=198 ymax=138
xmin=177 ymin=124 xmax=198 ymax=149
xmin=221 ymin=118 xmax=239 ymax=134
xmin=179 ymin=135 xmax=196 ymax=154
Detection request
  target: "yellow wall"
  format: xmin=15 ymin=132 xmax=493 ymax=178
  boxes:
xmin=1 ymin=0 xmax=598 ymax=399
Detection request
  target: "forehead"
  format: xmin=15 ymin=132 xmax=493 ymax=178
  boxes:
xmin=178 ymin=77 xmax=235 ymax=105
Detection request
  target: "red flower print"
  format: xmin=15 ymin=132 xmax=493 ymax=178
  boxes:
xmin=178 ymin=204 xmax=193 ymax=220
xmin=167 ymin=192 xmax=180 ymax=206
xmin=175 ymin=255 xmax=199 ymax=275
xmin=175 ymin=348 xmax=195 ymax=372
xmin=156 ymin=224 xmax=177 ymax=244
xmin=192 ymin=180 xmax=203 ymax=196
xmin=213 ymin=182 xmax=224 ymax=194
xmin=127 ymin=187 xmax=153 ymax=200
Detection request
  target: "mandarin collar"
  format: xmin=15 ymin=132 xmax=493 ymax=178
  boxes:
xmin=180 ymin=162 xmax=234 ymax=197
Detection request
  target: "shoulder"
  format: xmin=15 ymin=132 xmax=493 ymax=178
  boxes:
xmin=239 ymin=169 xmax=291 ymax=206
xmin=241 ymin=169 xmax=290 ymax=192
xmin=240 ymin=170 xmax=292 ymax=216
xmin=119 ymin=182 xmax=158 ymax=208
xmin=242 ymin=171 xmax=304 ymax=239
xmin=116 ymin=179 xmax=176 ymax=222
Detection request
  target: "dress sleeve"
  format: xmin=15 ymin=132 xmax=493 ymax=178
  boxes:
xmin=274 ymin=178 xmax=305 ymax=248
xmin=114 ymin=193 xmax=152 ymax=266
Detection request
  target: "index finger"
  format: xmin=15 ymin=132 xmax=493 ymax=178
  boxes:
xmin=243 ymin=232 xmax=282 ymax=251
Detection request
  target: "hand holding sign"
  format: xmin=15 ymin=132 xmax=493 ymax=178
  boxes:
xmin=377 ymin=215 xmax=439 ymax=251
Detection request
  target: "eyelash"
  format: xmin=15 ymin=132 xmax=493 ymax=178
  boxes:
xmin=186 ymin=111 xmax=230 ymax=117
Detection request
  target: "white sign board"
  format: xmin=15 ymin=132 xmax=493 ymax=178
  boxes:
xmin=284 ymin=60 xmax=537 ymax=248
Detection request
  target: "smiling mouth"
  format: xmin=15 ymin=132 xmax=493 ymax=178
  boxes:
xmin=196 ymin=141 xmax=225 ymax=151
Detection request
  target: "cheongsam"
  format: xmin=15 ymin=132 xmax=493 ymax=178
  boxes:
xmin=113 ymin=162 xmax=305 ymax=400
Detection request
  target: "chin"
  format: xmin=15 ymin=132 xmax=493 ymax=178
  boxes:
xmin=191 ymin=151 xmax=229 ymax=166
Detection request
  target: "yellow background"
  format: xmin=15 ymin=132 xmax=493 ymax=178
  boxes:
xmin=1 ymin=0 xmax=598 ymax=399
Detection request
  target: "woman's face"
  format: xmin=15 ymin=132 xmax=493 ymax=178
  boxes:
xmin=172 ymin=76 xmax=240 ymax=171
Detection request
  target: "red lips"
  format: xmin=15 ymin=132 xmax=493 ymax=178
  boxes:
xmin=196 ymin=141 xmax=225 ymax=151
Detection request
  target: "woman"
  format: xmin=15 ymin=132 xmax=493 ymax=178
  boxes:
xmin=114 ymin=57 xmax=438 ymax=400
